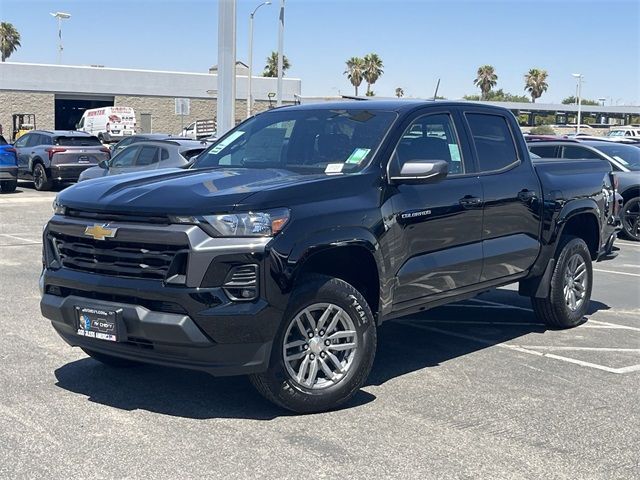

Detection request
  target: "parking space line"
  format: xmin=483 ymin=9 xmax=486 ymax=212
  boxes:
xmin=400 ymin=321 xmax=639 ymax=375
xmin=512 ymin=346 xmax=640 ymax=352
xmin=0 ymin=234 xmax=39 ymax=243
xmin=593 ymin=268 xmax=640 ymax=277
xmin=616 ymin=241 xmax=640 ymax=247
xmin=588 ymin=320 xmax=640 ymax=332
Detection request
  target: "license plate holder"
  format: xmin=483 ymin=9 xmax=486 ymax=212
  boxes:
xmin=75 ymin=307 xmax=122 ymax=342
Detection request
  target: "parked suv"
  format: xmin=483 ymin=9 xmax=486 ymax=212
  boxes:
xmin=14 ymin=130 xmax=111 ymax=191
xmin=42 ymin=101 xmax=617 ymax=413
xmin=528 ymin=139 xmax=640 ymax=241
xmin=0 ymin=134 xmax=18 ymax=193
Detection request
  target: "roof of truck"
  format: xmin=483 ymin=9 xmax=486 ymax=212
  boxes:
xmin=275 ymin=99 xmax=513 ymax=114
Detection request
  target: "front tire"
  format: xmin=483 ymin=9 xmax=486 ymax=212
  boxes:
xmin=0 ymin=180 xmax=17 ymax=193
xmin=620 ymin=197 xmax=640 ymax=241
xmin=532 ymin=236 xmax=592 ymax=329
xmin=33 ymin=163 xmax=52 ymax=191
xmin=250 ymin=275 xmax=377 ymax=414
xmin=81 ymin=348 xmax=140 ymax=368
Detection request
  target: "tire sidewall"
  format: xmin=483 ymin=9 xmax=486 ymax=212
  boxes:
xmin=262 ymin=276 xmax=376 ymax=412
xmin=33 ymin=163 xmax=48 ymax=191
xmin=621 ymin=197 xmax=640 ymax=241
xmin=550 ymin=237 xmax=593 ymax=327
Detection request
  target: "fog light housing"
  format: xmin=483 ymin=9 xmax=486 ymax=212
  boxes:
xmin=223 ymin=265 xmax=259 ymax=301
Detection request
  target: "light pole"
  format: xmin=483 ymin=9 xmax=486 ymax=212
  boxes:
xmin=276 ymin=0 xmax=285 ymax=106
xmin=572 ymin=73 xmax=583 ymax=134
xmin=247 ymin=1 xmax=271 ymax=119
xmin=50 ymin=12 xmax=71 ymax=64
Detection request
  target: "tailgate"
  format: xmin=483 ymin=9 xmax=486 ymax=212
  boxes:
xmin=51 ymin=147 xmax=110 ymax=166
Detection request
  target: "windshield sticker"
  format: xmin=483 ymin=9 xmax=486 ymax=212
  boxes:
xmin=612 ymin=155 xmax=629 ymax=165
xmin=325 ymin=163 xmax=344 ymax=174
xmin=346 ymin=148 xmax=371 ymax=164
xmin=211 ymin=131 xmax=245 ymax=155
xmin=448 ymin=144 xmax=461 ymax=162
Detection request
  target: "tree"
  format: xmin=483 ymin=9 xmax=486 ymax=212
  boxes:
xmin=363 ymin=53 xmax=384 ymax=96
xmin=395 ymin=87 xmax=404 ymax=98
xmin=473 ymin=65 xmax=498 ymax=100
xmin=263 ymin=51 xmax=291 ymax=77
xmin=529 ymin=125 xmax=556 ymax=135
xmin=464 ymin=89 xmax=529 ymax=103
xmin=0 ymin=22 xmax=21 ymax=62
xmin=524 ymin=68 xmax=549 ymax=103
xmin=562 ymin=96 xmax=600 ymax=106
xmin=344 ymin=57 xmax=365 ymax=96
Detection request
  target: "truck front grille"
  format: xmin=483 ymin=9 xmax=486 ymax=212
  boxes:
xmin=49 ymin=232 xmax=186 ymax=281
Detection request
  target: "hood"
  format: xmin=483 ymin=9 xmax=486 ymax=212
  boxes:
xmin=57 ymin=167 xmax=334 ymax=215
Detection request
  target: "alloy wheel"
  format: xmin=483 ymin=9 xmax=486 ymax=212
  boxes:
xmin=563 ymin=253 xmax=588 ymax=312
xmin=282 ymin=302 xmax=358 ymax=390
xmin=622 ymin=198 xmax=640 ymax=241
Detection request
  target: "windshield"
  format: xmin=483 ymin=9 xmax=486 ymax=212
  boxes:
xmin=193 ymin=109 xmax=397 ymax=174
xmin=596 ymin=143 xmax=640 ymax=171
xmin=607 ymin=130 xmax=625 ymax=137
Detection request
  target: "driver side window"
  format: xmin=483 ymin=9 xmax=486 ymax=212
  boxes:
xmin=394 ymin=113 xmax=464 ymax=175
xmin=111 ymin=146 xmax=140 ymax=168
xmin=14 ymin=134 xmax=30 ymax=148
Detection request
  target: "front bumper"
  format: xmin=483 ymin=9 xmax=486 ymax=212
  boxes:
xmin=0 ymin=165 xmax=18 ymax=181
xmin=40 ymin=216 xmax=286 ymax=376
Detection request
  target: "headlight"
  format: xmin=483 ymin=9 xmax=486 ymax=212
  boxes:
xmin=171 ymin=208 xmax=290 ymax=237
xmin=52 ymin=198 xmax=66 ymax=215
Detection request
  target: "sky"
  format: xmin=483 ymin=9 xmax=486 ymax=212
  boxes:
xmin=1 ymin=0 xmax=639 ymax=105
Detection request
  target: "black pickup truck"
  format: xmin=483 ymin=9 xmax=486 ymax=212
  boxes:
xmin=41 ymin=101 xmax=618 ymax=413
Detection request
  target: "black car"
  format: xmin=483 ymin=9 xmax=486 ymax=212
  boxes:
xmin=528 ymin=139 xmax=640 ymax=241
xmin=78 ymin=140 xmax=207 ymax=182
xmin=42 ymin=101 xmax=617 ymax=413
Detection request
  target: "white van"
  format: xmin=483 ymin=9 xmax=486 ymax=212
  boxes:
xmin=77 ymin=106 xmax=136 ymax=143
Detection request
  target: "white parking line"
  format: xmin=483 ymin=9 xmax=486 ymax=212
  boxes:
xmin=593 ymin=268 xmax=640 ymax=277
xmin=0 ymin=196 xmax=55 ymax=205
xmin=0 ymin=234 xmax=39 ymax=243
xmin=616 ymin=241 xmax=640 ymax=247
xmin=513 ymin=346 xmax=640 ymax=353
xmin=400 ymin=321 xmax=640 ymax=375
xmin=588 ymin=320 xmax=640 ymax=332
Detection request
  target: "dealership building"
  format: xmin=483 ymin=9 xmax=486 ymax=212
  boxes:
xmin=0 ymin=62 xmax=301 ymax=139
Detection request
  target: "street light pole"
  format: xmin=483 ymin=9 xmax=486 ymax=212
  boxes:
xmin=50 ymin=12 xmax=71 ymax=64
xmin=276 ymin=0 xmax=285 ymax=106
xmin=247 ymin=1 xmax=271 ymax=119
xmin=572 ymin=73 xmax=583 ymax=134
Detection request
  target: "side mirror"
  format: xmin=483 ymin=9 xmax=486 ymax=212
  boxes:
xmin=390 ymin=159 xmax=449 ymax=184
xmin=98 ymin=160 xmax=109 ymax=169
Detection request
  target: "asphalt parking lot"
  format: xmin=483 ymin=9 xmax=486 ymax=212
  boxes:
xmin=1 ymin=183 xmax=639 ymax=479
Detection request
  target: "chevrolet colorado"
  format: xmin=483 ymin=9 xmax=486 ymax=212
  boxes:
xmin=41 ymin=101 xmax=618 ymax=413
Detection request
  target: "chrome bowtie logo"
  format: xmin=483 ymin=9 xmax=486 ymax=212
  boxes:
xmin=84 ymin=224 xmax=118 ymax=241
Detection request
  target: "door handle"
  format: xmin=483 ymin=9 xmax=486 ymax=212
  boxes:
xmin=517 ymin=189 xmax=537 ymax=202
xmin=459 ymin=195 xmax=483 ymax=208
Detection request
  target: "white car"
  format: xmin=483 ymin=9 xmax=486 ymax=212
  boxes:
xmin=77 ymin=106 xmax=136 ymax=143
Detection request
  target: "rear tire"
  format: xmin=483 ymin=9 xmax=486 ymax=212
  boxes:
xmin=33 ymin=163 xmax=52 ymax=191
xmin=250 ymin=275 xmax=377 ymax=414
xmin=532 ymin=236 xmax=592 ymax=329
xmin=81 ymin=348 xmax=140 ymax=368
xmin=620 ymin=196 xmax=640 ymax=241
xmin=0 ymin=180 xmax=17 ymax=193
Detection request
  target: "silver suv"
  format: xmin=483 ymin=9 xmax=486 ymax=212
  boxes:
xmin=13 ymin=130 xmax=111 ymax=191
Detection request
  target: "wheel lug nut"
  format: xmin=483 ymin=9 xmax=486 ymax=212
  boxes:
xmin=303 ymin=344 xmax=309 ymax=350
xmin=319 ymin=330 xmax=325 ymax=336
xmin=308 ymin=332 xmax=314 ymax=338
xmin=320 ymin=352 xmax=326 ymax=358
xmin=309 ymin=354 xmax=315 ymax=360
xmin=325 ymin=340 xmax=331 ymax=346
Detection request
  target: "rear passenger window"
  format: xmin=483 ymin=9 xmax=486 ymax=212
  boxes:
xmin=466 ymin=113 xmax=519 ymax=172
xmin=562 ymin=146 xmax=603 ymax=160
xmin=136 ymin=146 xmax=159 ymax=166
xmin=394 ymin=113 xmax=465 ymax=175
xmin=529 ymin=146 xmax=558 ymax=158
xmin=161 ymin=149 xmax=169 ymax=161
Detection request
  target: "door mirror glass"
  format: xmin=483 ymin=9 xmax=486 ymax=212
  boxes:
xmin=391 ymin=159 xmax=449 ymax=184
xmin=98 ymin=160 xmax=109 ymax=169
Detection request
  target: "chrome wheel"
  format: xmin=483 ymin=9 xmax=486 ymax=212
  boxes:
xmin=282 ymin=302 xmax=358 ymax=390
xmin=563 ymin=253 xmax=588 ymax=312
xmin=622 ymin=198 xmax=640 ymax=241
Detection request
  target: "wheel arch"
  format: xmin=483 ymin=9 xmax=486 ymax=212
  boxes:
xmin=557 ymin=210 xmax=600 ymax=260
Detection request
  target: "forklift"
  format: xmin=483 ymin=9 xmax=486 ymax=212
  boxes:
xmin=12 ymin=113 xmax=36 ymax=142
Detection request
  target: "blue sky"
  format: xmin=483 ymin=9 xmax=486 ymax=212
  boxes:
xmin=1 ymin=0 xmax=638 ymax=104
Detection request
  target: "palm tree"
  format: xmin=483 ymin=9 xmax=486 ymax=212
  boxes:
xmin=395 ymin=87 xmax=404 ymax=98
xmin=524 ymin=68 xmax=549 ymax=103
xmin=363 ymin=53 xmax=384 ymax=96
xmin=344 ymin=56 xmax=365 ymax=96
xmin=263 ymin=51 xmax=291 ymax=77
xmin=0 ymin=22 xmax=21 ymax=62
xmin=473 ymin=65 xmax=498 ymax=100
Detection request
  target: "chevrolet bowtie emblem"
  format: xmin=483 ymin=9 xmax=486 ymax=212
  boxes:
xmin=84 ymin=224 xmax=117 ymax=241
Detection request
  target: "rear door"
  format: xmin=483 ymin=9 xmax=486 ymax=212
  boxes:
xmin=390 ymin=108 xmax=484 ymax=305
xmin=463 ymin=111 xmax=542 ymax=282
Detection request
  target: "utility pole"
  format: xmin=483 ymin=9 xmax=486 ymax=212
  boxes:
xmin=247 ymin=1 xmax=271 ymax=118
xmin=50 ymin=12 xmax=71 ymax=64
xmin=276 ymin=0 xmax=285 ymax=106
xmin=572 ymin=73 xmax=583 ymax=135
xmin=217 ymin=0 xmax=237 ymax=136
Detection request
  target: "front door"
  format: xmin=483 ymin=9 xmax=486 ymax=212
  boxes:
xmin=389 ymin=110 xmax=484 ymax=306
xmin=13 ymin=133 xmax=33 ymax=177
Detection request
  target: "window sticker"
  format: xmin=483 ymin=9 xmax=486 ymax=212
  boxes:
xmin=346 ymin=148 xmax=371 ymax=164
xmin=325 ymin=163 xmax=344 ymax=174
xmin=448 ymin=144 xmax=461 ymax=162
xmin=211 ymin=131 xmax=245 ymax=155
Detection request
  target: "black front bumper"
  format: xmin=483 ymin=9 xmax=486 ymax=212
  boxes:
xmin=41 ymin=267 xmax=284 ymax=376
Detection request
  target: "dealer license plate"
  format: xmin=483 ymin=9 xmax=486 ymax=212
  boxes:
xmin=76 ymin=307 xmax=119 ymax=342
